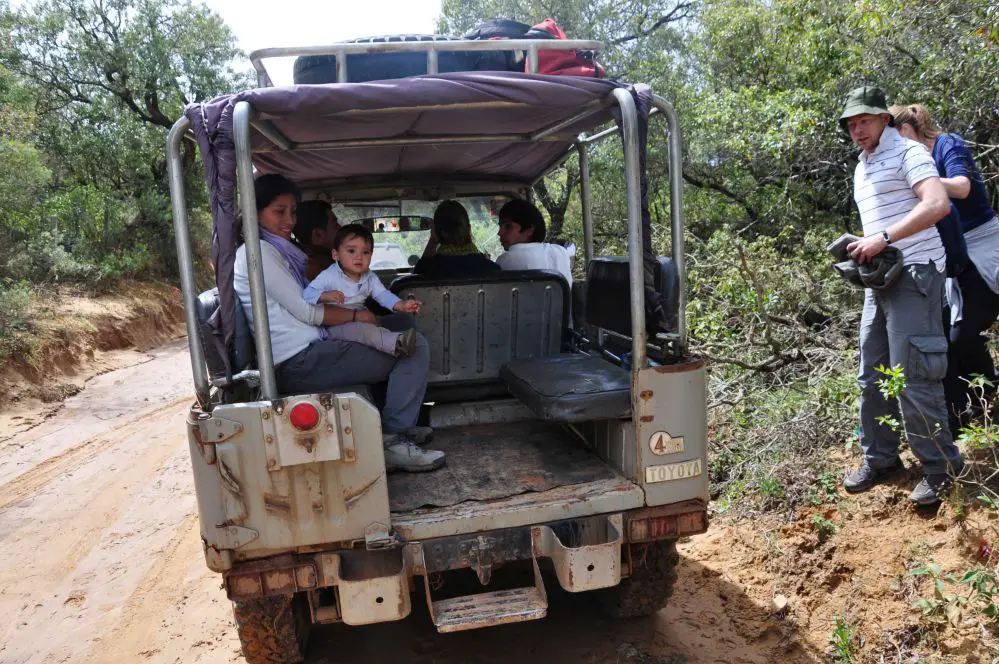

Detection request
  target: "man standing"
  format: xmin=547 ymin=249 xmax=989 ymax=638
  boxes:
xmin=839 ymin=85 xmax=964 ymax=504
xmin=294 ymin=200 xmax=339 ymax=280
xmin=496 ymin=199 xmax=575 ymax=286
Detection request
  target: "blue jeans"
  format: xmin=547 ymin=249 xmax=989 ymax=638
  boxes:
xmin=858 ymin=264 xmax=963 ymax=475
xmin=275 ymin=314 xmax=429 ymax=438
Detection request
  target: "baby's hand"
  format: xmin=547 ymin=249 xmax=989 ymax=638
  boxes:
xmin=320 ymin=290 xmax=345 ymax=305
xmin=395 ymin=299 xmax=422 ymax=315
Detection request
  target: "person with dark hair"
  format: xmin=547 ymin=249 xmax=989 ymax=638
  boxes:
xmin=836 ymin=86 xmax=963 ymax=504
xmin=414 ymin=200 xmax=501 ymax=277
xmin=294 ymin=200 xmax=339 ymax=280
xmin=496 ymin=198 xmax=574 ymax=285
xmin=891 ymin=103 xmax=999 ymax=434
xmin=233 ymin=174 xmax=444 ymax=473
xmin=304 ymin=224 xmax=423 ymax=356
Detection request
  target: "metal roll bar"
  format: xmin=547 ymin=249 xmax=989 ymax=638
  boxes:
xmin=577 ymin=143 xmax=594 ymax=264
xmin=611 ymin=89 xmax=648 ymax=370
xmin=250 ymin=39 xmax=603 ymax=87
xmin=574 ymin=98 xmax=687 ymax=353
xmin=233 ymin=101 xmax=280 ymax=400
xmin=166 ymin=117 xmax=210 ymax=404
xmin=651 ymin=95 xmax=687 ymax=348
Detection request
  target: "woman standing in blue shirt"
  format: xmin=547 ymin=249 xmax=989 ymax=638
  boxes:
xmin=892 ymin=104 xmax=999 ymax=432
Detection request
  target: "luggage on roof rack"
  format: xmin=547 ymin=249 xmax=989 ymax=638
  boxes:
xmin=293 ymin=34 xmax=516 ymax=85
xmin=291 ymin=19 xmax=603 ymax=85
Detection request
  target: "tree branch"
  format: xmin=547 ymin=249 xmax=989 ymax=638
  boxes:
xmin=683 ymin=172 xmax=759 ymax=221
xmin=611 ymin=2 xmax=695 ymax=45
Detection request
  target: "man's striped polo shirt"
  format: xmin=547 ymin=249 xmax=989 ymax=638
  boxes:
xmin=853 ymin=126 xmax=945 ymax=269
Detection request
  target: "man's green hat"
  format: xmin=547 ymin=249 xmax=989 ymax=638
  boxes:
xmin=838 ymin=85 xmax=894 ymax=130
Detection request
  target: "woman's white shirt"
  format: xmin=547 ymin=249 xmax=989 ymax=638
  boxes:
xmin=233 ymin=242 xmax=324 ymax=364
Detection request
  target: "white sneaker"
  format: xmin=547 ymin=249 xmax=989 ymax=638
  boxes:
xmin=384 ymin=437 xmax=445 ymax=473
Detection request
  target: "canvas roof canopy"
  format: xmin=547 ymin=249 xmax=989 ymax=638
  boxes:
xmin=184 ymin=72 xmax=657 ymax=365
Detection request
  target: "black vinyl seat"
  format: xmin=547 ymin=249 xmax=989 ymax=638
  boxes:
xmin=195 ymin=288 xmax=256 ymax=378
xmin=499 ymin=256 xmax=678 ymax=422
xmin=500 ymin=353 xmax=631 ymax=422
xmin=586 ymin=256 xmax=679 ymax=336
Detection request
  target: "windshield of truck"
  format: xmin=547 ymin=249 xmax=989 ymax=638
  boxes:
xmin=332 ymin=197 xmax=508 ymax=269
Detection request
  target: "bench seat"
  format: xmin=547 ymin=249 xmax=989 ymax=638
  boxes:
xmin=500 ymin=353 xmax=631 ymax=422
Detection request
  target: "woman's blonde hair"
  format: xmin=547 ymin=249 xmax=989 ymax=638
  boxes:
xmin=889 ymin=103 xmax=941 ymax=142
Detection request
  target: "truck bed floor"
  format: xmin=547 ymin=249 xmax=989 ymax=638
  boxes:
xmin=388 ymin=421 xmax=618 ymax=513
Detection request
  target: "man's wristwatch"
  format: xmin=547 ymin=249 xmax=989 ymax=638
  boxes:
xmin=881 ymin=230 xmax=892 ymax=245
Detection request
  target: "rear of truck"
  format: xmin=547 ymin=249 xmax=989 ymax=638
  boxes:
xmin=169 ymin=38 xmax=708 ymax=664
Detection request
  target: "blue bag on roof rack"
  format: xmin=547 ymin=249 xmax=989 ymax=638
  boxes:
xmin=293 ymin=34 xmax=515 ymax=84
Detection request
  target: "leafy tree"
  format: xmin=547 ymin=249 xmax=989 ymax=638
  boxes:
xmin=3 ymin=0 xmax=246 ymax=129
xmin=0 ymin=0 xmax=249 ymax=284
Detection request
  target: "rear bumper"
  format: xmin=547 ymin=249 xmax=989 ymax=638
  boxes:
xmin=221 ymin=500 xmax=707 ymax=627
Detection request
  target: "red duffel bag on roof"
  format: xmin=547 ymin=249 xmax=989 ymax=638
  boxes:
xmin=526 ymin=18 xmax=605 ymax=78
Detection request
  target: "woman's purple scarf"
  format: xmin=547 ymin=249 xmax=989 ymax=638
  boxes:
xmin=260 ymin=228 xmax=328 ymax=340
xmin=260 ymin=228 xmax=309 ymax=288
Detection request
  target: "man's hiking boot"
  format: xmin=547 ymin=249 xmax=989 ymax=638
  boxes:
xmin=384 ymin=434 xmax=445 ymax=473
xmin=395 ymin=328 xmax=417 ymax=357
xmin=843 ymin=458 xmax=904 ymax=493
xmin=909 ymin=463 xmax=963 ymax=505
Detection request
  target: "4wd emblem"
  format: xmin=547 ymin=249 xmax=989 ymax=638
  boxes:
xmin=648 ymin=431 xmax=684 ymax=456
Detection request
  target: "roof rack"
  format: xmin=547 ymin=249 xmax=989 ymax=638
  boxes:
xmin=249 ymin=38 xmax=604 ymax=87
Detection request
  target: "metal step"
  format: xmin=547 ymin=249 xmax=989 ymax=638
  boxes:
xmin=422 ymin=555 xmax=548 ymax=633
xmin=433 ymin=586 xmax=547 ymax=632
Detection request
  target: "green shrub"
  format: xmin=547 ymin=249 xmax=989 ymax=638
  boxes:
xmin=0 ymin=279 xmax=33 ymax=362
xmin=4 ymin=230 xmax=98 ymax=283
xmin=689 ymin=227 xmax=862 ymax=513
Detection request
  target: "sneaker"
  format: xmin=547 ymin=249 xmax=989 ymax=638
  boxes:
xmin=384 ymin=436 xmax=445 ymax=473
xmin=395 ymin=329 xmax=416 ymax=357
xmin=407 ymin=425 xmax=434 ymax=445
xmin=842 ymin=458 xmax=905 ymax=493
xmin=909 ymin=462 xmax=963 ymax=505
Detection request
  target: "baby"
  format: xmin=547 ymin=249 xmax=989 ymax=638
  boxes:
xmin=303 ymin=224 xmax=422 ymax=356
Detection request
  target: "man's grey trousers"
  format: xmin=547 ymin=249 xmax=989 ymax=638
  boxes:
xmin=858 ymin=263 xmax=963 ymax=475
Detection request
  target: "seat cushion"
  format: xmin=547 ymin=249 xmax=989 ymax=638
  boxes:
xmin=500 ymin=353 xmax=631 ymax=422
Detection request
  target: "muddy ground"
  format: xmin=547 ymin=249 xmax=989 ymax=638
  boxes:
xmin=1 ymin=338 xmax=994 ymax=663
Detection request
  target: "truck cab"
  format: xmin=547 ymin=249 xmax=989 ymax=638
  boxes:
xmin=168 ymin=36 xmax=707 ymax=664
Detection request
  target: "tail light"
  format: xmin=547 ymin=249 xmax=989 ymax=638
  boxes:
xmin=289 ymin=402 xmax=320 ymax=431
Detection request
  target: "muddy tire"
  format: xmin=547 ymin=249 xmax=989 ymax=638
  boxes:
xmin=599 ymin=540 xmax=679 ymax=618
xmin=232 ymin=593 xmax=311 ymax=664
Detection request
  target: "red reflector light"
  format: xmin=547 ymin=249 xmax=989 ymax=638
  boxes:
xmin=289 ymin=403 xmax=320 ymax=431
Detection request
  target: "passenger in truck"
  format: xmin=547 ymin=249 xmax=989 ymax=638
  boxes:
xmin=293 ymin=199 xmax=339 ymax=280
xmin=496 ymin=198 xmax=574 ymax=286
xmin=303 ymin=223 xmax=423 ymax=357
xmin=414 ymin=200 xmax=502 ymax=278
xmin=233 ymin=173 xmax=445 ymax=473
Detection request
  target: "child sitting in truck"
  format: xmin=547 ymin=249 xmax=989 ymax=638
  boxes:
xmin=303 ymin=224 xmax=422 ymax=356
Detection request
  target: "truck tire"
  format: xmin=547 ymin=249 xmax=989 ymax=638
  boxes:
xmin=232 ymin=593 xmax=311 ymax=664
xmin=599 ymin=540 xmax=679 ymax=618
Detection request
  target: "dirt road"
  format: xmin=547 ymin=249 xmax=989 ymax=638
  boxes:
xmin=0 ymin=340 xmax=816 ymax=664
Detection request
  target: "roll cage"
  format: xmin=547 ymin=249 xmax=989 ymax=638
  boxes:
xmin=167 ymin=39 xmax=686 ymax=406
